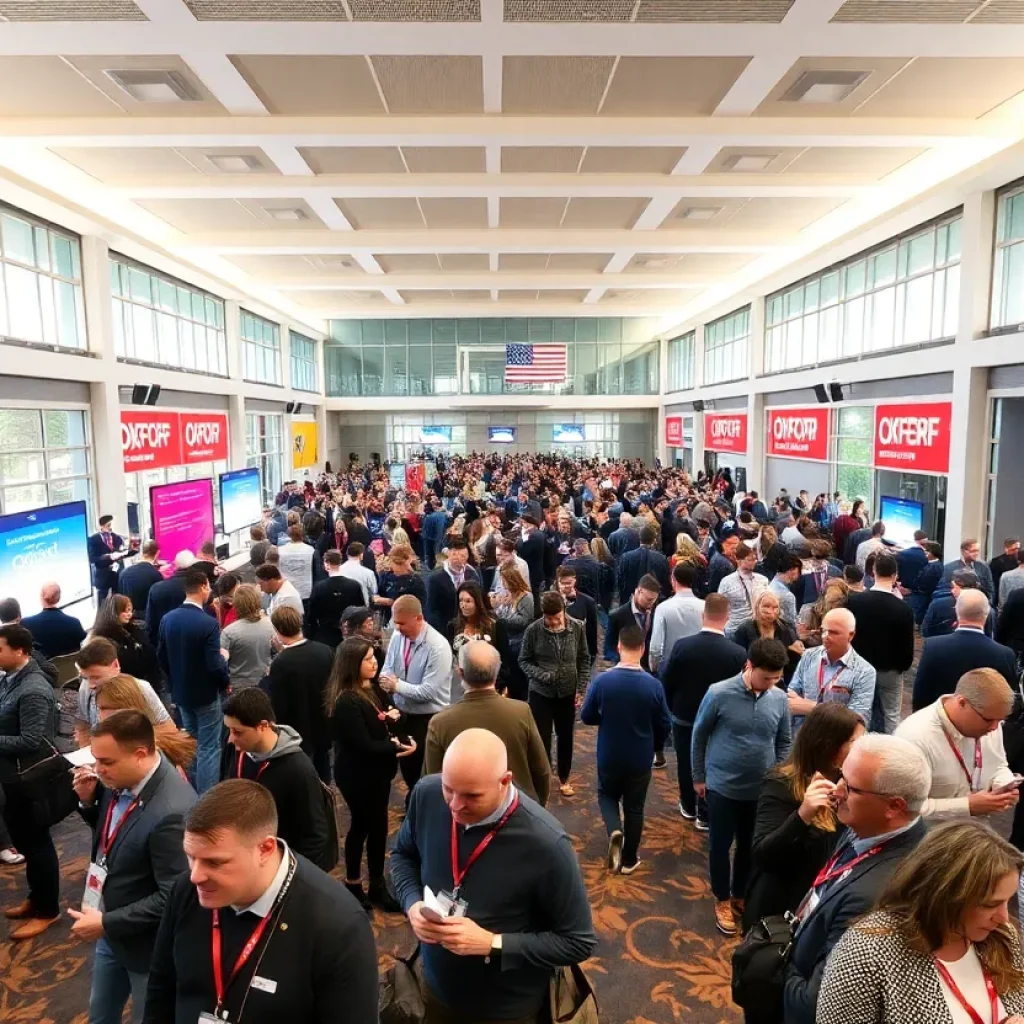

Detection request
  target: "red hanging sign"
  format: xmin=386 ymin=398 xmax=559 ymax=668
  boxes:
xmin=766 ymin=408 xmax=830 ymax=462
xmin=873 ymin=402 xmax=952 ymax=474
xmin=120 ymin=410 xmax=182 ymax=471
xmin=665 ymin=416 xmax=684 ymax=447
xmin=704 ymin=412 xmax=748 ymax=454
xmin=180 ymin=412 xmax=229 ymax=464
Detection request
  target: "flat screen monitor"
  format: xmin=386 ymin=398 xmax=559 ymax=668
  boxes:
xmin=419 ymin=425 xmax=452 ymax=444
xmin=489 ymin=426 xmax=516 ymax=444
xmin=0 ymin=500 xmax=92 ymax=614
xmin=219 ymin=467 xmax=262 ymax=535
xmin=553 ymin=423 xmax=586 ymax=444
xmin=151 ymin=479 xmax=215 ymax=561
xmin=879 ymin=495 xmax=924 ymax=548
xmin=126 ymin=501 xmax=140 ymax=537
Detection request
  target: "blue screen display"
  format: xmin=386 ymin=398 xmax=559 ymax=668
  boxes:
xmin=419 ymin=425 xmax=452 ymax=444
xmin=879 ymin=495 xmax=924 ymax=548
xmin=489 ymin=426 xmax=516 ymax=443
xmin=219 ymin=468 xmax=262 ymax=535
xmin=553 ymin=424 xmax=586 ymax=443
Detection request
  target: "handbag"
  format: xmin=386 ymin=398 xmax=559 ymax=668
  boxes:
xmin=10 ymin=741 xmax=78 ymax=830
xmin=549 ymin=964 xmax=599 ymax=1024
xmin=379 ymin=945 xmax=425 ymax=1024
xmin=730 ymin=912 xmax=796 ymax=1017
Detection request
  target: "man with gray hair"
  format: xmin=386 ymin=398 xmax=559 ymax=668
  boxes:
xmin=783 ymin=734 xmax=929 ymax=1024
xmin=423 ymin=640 xmax=550 ymax=805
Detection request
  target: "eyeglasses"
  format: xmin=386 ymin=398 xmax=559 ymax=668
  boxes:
xmin=835 ymin=769 xmax=891 ymax=799
xmin=964 ymin=700 xmax=1004 ymax=727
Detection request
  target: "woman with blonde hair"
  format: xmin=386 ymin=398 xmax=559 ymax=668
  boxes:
xmin=818 ymin=820 xmax=1024 ymax=1022
xmin=671 ymin=533 xmax=709 ymax=596
xmin=799 ymin=577 xmax=850 ymax=647
xmin=589 ymin=535 xmax=616 ymax=616
xmin=220 ymin=583 xmax=275 ymax=689
xmin=733 ymin=590 xmax=803 ymax=684
xmin=375 ymin=543 xmax=426 ymax=624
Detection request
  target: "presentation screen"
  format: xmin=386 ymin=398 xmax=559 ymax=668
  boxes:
xmin=0 ymin=501 xmax=91 ymax=615
xmin=219 ymin=468 xmax=262 ymax=535
xmin=151 ymin=479 xmax=215 ymax=561
xmin=419 ymin=425 xmax=452 ymax=444
xmin=879 ymin=495 xmax=924 ymax=548
xmin=553 ymin=423 xmax=586 ymax=443
xmin=489 ymin=426 xmax=516 ymax=444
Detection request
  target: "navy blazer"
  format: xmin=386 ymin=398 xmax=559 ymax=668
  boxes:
xmin=616 ymin=545 xmax=671 ymax=601
xmin=894 ymin=545 xmax=927 ymax=591
xmin=911 ymin=628 xmax=1017 ymax=711
xmin=942 ymin=558 xmax=995 ymax=601
xmin=424 ymin=565 xmax=482 ymax=634
xmin=156 ymin=603 xmax=228 ymax=709
xmin=20 ymin=607 xmax=86 ymax=659
xmin=88 ymin=530 xmax=125 ymax=590
xmin=144 ymin=571 xmax=189 ymax=647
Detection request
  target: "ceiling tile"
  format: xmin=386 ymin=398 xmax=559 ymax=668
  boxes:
xmin=601 ymin=57 xmax=752 ymax=115
xmin=500 ymin=197 xmax=570 ymax=228
xmin=656 ymin=197 xmax=746 ymax=229
xmin=349 ymin=0 xmax=480 ymax=18
xmin=375 ymin=254 xmax=443 ymax=273
xmin=580 ymin=146 xmax=686 ymax=173
xmin=0 ymin=0 xmax=145 ymax=18
xmin=500 ymin=290 xmax=542 ymax=301
xmin=227 ymin=254 xmax=365 ymax=276
xmin=503 ymin=56 xmax=615 ymax=114
xmin=290 ymin=289 xmax=392 ymax=308
xmin=503 ymin=0 xmax=636 ymax=19
xmin=0 ymin=58 xmax=121 ymax=116
xmin=185 ymin=0 xmax=349 ymax=16
xmin=439 ymin=253 xmax=490 ymax=270
xmin=401 ymin=147 xmax=487 ymax=173
xmin=336 ymin=198 xmax=425 ymax=229
xmin=547 ymin=253 xmax=615 ymax=271
xmin=832 ymin=1 xmax=979 ymax=22
xmin=784 ymin=146 xmax=925 ymax=177
xmin=299 ymin=147 xmax=406 ymax=174
xmin=626 ymin=252 xmax=756 ymax=274
xmin=420 ymin=198 xmax=488 ymax=228
xmin=449 ymin=289 xmax=491 ymax=301
xmin=501 ymin=147 xmax=585 ymax=173
xmin=498 ymin=254 xmax=550 ymax=270
xmin=637 ymin=0 xmax=795 ymax=19
xmin=973 ymin=1 xmax=1024 ymax=21
xmin=51 ymin=147 xmax=200 ymax=180
xmin=722 ymin=197 xmax=847 ymax=232
xmin=371 ymin=56 xmax=483 ymax=113
xmin=562 ymin=197 xmax=647 ymax=229
xmin=704 ymin=147 xmax=804 ymax=173
xmin=136 ymin=199 xmax=267 ymax=233
xmin=541 ymin=290 xmax=589 ymax=302
xmin=230 ymin=55 xmax=385 ymax=114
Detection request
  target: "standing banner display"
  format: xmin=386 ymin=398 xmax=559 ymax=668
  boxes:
xmin=665 ymin=416 xmax=684 ymax=447
xmin=766 ymin=408 xmax=830 ymax=461
xmin=704 ymin=412 xmax=748 ymax=455
xmin=389 ymin=463 xmax=407 ymax=491
xmin=291 ymin=421 xmax=318 ymax=470
xmin=121 ymin=410 xmax=228 ymax=472
xmin=405 ymin=463 xmax=426 ymax=493
xmin=873 ymin=402 xmax=952 ymax=474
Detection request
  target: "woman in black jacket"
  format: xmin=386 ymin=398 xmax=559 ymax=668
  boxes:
xmin=326 ymin=637 xmax=415 ymax=913
xmin=732 ymin=591 xmax=803 ymax=687
xmin=445 ymin=582 xmax=510 ymax=694
xmin=91 ymin=595 xmax=164 ymax=692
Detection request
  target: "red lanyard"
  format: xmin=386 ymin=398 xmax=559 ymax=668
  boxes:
xmin=100 ymin=794 xmax=139 ymax=858
xmin=817 ymin=657 xmax=848 ymax=701
xmin=934 ymin=957 xmax=1000 ymax=1024
xmin=450 ymin=793 xmax=519 ymax=898
xmin=402 ymin=637 xmax=414 ymax=675
xmin=943 ymin=728 xmax=982 ymax=791
xmin=211 ymin=909 xmax=274 ymax=1011
xmin=812 ymin=843 xmax=883 ymax=889
xmin=236 ymin=752 xmax=269 ymax=781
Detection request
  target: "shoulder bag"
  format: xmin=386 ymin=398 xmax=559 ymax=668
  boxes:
xmin=550 ymin=963 xmax=599 ymax=1024
xmin=379 ymin=945 xmax=425 ymax=1024
xmin=10 ymin=740 xmax=79 ymax=829
xmin=730 ymin=911 xmax=795 ymax=1019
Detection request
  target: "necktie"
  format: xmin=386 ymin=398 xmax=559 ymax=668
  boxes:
xmin=109 ymin=790 xmax=135 ymax=833
xmin=105 ymin=532 xmax=113 ymax=551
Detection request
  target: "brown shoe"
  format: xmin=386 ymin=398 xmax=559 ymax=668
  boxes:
xmin=732 ymin=898 xmax=747 ymax=923
xmin=714 ymin=899 xmax=737 ymax=936
xmin=4 ymin=899 xmax=32 ymax=920
xmin=9 ymin=915 xmax=60 ymax=941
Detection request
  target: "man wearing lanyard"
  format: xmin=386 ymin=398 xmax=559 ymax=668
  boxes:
xmin=783 ymin=734 xmax=930 ymax=1024
xmin=379 ymin=594 xmax=454 ymax=803
xmin=717 ymin=543 xmax=768 ymax=637
xmin=391 ymin=728 xmax=596 ymax=1024
xmin=143 ymin=779 xmax=378 ymax=1024
xmin=70 ymin=711 xmax=195 ymax=1024
xmin=787 ymin=608 xmax=876 ymax=731
xmin=896 ymin=668 xmax=1020 ymax=820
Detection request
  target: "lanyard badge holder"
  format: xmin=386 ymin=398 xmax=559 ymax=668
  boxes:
xmin=83 ymin=795 xmax=140 ymax=911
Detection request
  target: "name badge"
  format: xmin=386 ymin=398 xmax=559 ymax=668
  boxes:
xmin=82 ymin=861 xmax=108 ymax=911
xmin=251 ymin=976 xmax=278 ymax=994
xmin=436 ymin=889 xmax=469 ymax=919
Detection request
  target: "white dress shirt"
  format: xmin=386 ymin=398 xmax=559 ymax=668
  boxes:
xmin=339 ymin=559 xmax=378 ymax=606
xmin=649 ymin=590 xmax=705 ymax=670
xmin=231 ymin=840 xmax=291 ymax=917
xmin=718 ymin=570 xmax=768 ymax=636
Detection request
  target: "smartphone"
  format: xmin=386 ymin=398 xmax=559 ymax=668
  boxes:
xmin=994 ymin=775 xmax=1024 ymax=794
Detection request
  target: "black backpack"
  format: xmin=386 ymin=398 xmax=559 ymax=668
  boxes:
xmin=730 ymin=912 xmax=796 ymax=1018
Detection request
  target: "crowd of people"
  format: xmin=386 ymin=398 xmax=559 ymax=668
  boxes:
xmin=1 ymin=451 xmax=1024 ymax=1023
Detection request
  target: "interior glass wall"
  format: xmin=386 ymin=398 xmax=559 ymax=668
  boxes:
xmin=241 ymin=310 xmax=282 ymax=386
xmin=289 ymin=330 xmax=318 ymax=392
xmin=832 ymin=405 xmax=874 ymax=509
xmin=992 ymin=185 xmax=1024 ymax=331
xmin=245 ymin=412 xmax=285 ymax=506
xmin=703 ymin=307 xmax=750 ymax=385
xmin=667 ymin=330 xmax=696 ymax=393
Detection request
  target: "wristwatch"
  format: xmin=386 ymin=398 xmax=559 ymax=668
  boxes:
xmin=485 ymin=933 xmax=503 ymax=964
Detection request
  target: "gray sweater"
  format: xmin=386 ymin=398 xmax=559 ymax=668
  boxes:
xmin=518 ymin=616 xmax=590 ymax=699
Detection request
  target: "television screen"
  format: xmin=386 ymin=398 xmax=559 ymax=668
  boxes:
xmin=219 ymin=467 xmax=262 ymax=535
xmin=151 ymin=479 xmax=215 ymax=561
xmin=0 ymin=501 xmax=91 ymax=615
xmin=126 ymin=501 xmax=140 ymax=537
xmin=879 ymin=495 xmax=924 ymax=548
xmin=419 ymin=425 xmax=452 ymax=444
xmin=489 ymin=426 xmax=516 ymax=444
xmin=553 ymin=423 xmax=586 ymax=443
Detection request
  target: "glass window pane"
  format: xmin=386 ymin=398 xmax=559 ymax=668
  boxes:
xmin=3 ymin=484 xmax=48 ymax=513
xmin=48 ymin=476 xmax=90 ymax=507
xmin=5 ymin=265 xmax=42 ymax=342
xmin=2 ymin=214 xmax=35 ymax=264
xmin=47 ymin=448 xmax=88 ymax=478
xmin=43 ymin=409 xmax=86 ymax=447
xmin=907 ymin=230 xmax=935 ymax=275
xmin=54 ymin=235 xmax=77 ymax=278
xmin=838 ymin=406 xmax=873 ymax=437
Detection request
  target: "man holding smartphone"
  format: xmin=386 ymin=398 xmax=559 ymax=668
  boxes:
xmin=895 ymin=667 xmax=1020 ymax=821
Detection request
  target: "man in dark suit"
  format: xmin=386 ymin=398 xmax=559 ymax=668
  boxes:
xmin=607 ymin=513 xmax=641 ymax=558
xmin=942 ymin=537 xmax=995 ymax=601
xmin=144 ymin=555 xmax=195 ymax=647
xmin=20 ymin=581 xmax=85 ymax=658
xmin=420 ymin=497 xmax=450 ymax=569
xmin=143 ymin=779 xmax=378 ymax=1024
xmin=515 ymin=515 xmax=548 ymax=605
xmin=659 ymin=594 xmax=746 ymax=827
xmin=88 ymin=514 xmax=128 ymax=604
xmin=157 ymin=570 xmax=228 ymax=795
xmin=605 ymin=574 xmax=660 ymax=666
xmin=303 ymin=549 xmax=364 ymax=648
xmin=783 ymin=733 xmax=929 ymax=1024
xmin=912 ymin=589 xmax=1017 ymax=711
xmin=556 ymin=565 xmax=598 ymax=665
xmin=922 ymin=571 xmax=996 ymax=638
xmin=560 ymin=539 xmax=602 ymax=605
xmin=991 ymin=536 xmax=1021 ymax=605
xmin=424 ymin=537 xmax=482 ymax=634
xmin=69 ymin=710 xmax=195 ymax=1024
xmin=707 ymin=533 xmax=740 ymax=593
xmin=617 ymin=524 xmax=671 ymax=600
xmin=117 ymin=540 xmax=163 ymax=619
xmin=894 ymin=530 xmax=929 ymax=594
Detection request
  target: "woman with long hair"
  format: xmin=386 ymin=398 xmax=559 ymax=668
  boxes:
xmin=799 ymin=577 xmax=850 ymax=647
xmin=446 ymin=582 xmax=510 ymax=695
xmin=492 ymin=565 xmax=534 ymax=701
xmin=212 ymin=572 xmax=240 ymax=629
xmin=742 ymin=703 xmax=864 ymax=940
xmin=375 ymin=543 xmax=426 ymax=624
xmin=670 ymin=533 xmax=709 ymax=597
xmin=90 ymin=594 xmax=162 ymax=688
xmin=590 ymin=535 xmax=616 ymax=613
xmin=325 ymin=636 xmax=415 ymax=913
xmin=220 ymin=584 xmax=275 ymax=689
xmin=818 ymin=820 xmax=1024 ymax=1023
xmin=732 ymin=590 xmax=803 ymax=686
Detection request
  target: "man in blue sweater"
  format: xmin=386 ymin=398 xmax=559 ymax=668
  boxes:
xmin=691 ymin=637 xmax=791 ymax=938
xmin=581 ymin=624 xmax=671 ymax=875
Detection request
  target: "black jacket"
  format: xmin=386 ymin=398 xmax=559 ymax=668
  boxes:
xmin=96 ymin=622 xmax=163 ymax=688
xmin=303 ymin=575 xmax=365 ymax=648
xmin=912 ymin=628 xmax=1017 ymax=711
xmin=145 ymin=570 xmax=189 ymax=646
xmin=19 ymin=607 xmax=86 ymax=659
xmin=564 ymin=592 xmax=599 ymax=664
xmin=117 ymin=561 xmax=164 ymax=617
xmin=658 ymin=630 xmax=747 ymax=724
xmin=992 ymin=552 xmax=1019 ymax=604
xmin=707 ymin=551 xmax=735 ymax=593
xmin=784 ymin=819 xmax=926 ymax=1024
xmin=741 ymin=772 xmax=841 ymax=932
xmin=424 ymin=565 xmax=482 ymax=634
xmin=616 ymin=545 xmax=671 ymax=601
xmin=80 ymin=758 xmax=196 ymax=973
xmin=516 ymin=530 xmax=548 ymax=590
xmin=846 ymin=589 xmax=916 ymax=673
xmin=998 ymin=586 xmax=1024 ymax=654
xmin=605 ymin=601 xmax=656 ymax=671
xmin=266 ymin=641 xmax=334 ymax=756
xmin=330 ymin=689 xmax=398 ymax=787
xmin=143 ymin=853 xmax=378 ymax=1024
xmin=88 ymin=530 xmax=125 ymax=591
xmin=0 ymin=659 xmax=57 ymax=779
xmin=560 ymin=555 xmax=601 ymax=605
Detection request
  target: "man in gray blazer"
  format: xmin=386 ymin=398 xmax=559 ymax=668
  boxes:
xmin=70 ymin=710 xmax=196 ymax=1024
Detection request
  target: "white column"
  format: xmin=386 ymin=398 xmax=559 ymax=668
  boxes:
xmin=315 ymin=402 xmax=329 ymax=471
xmin=225 ymin=300 xmax=243 ymax=381
xmin=228 ymin=393 xmax=247 ymax=472
xmin=224 ymin=301 xmax=248 ymax=471
xmin=691 ymin=325 xmax=706 ymax=475
xmin=746 ymin=298 xmax=767 ymax=494
xmin=657 ymin=336 xmax=670 ymax=465
xmin=690 ymin=408 xmax=705 ymax=479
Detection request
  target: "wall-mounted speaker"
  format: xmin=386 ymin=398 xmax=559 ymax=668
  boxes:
xmin=285 ymin=401 xmax=295 ymax=414
xmin=131 ymin=384 xmax=161 ymax=406
xmin=813 ymin=384 xmax=829 ymax=404
xmin=692 ymin=399 xmax=705 ymax=413
xmin=828 ymin=382 xmax=844 ymax=403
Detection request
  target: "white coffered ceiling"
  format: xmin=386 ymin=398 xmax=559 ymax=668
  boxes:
xmin=2 ymin=0 xmax=1024 ymax=329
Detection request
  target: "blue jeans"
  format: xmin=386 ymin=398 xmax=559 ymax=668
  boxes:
xmin=89 ymin=937 xmax=147 ymax=1024
xmin=180 ymin=696 xmax=223 ymax=794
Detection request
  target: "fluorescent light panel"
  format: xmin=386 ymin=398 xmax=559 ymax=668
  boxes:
xmin=781 ymin=71 xmax=870 ymax=104
xmin=104 ymin=69 xmax=200 ymax=103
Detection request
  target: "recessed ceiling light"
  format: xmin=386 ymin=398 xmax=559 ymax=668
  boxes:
xmin=721 ymin=154 xmax=776 ymax=172
xmin=636 ymin=257 xmax=671 ymax=268
xmin=318 ymin=257 xmax=355 ymax=269
xmin=104 ymin=69 xmax=200 ymax=103
xmin=679 ymin=206 xmax=722 ymax=221
xmin=208 ymin=154 xmax=262 ymax=173
xmin=781 ymin=70 xmax=870 ymax=104
xmin=264 ymin=207 xmax=307 ymax=222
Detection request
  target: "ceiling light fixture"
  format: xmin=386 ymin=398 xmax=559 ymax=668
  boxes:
xmin=679 ymin=207 xmax=722 ymax=221
xmin=781 ymin=70 xmax=870 ymax=104
xmin=264 ymin=207 xmax=308 ymax=222
xmin=207 ymin=154 xmax=263 ymax=173
xmin=721 ymin=154 xmax=777 ymax=172
xmin=104 ymin=69 xmax=200 ymax=103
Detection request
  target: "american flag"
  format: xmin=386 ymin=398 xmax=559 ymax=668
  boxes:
xmin=505 ymin=344 xmax=568 ymax=383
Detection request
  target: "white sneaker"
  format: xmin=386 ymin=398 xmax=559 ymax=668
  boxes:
xmin=0 ymin=848 xmax=25 ymax=865
xmin=620 ymin=859 xmax=642 ymax=876
xmin=678 ymin=801 xmax=696 ymax=820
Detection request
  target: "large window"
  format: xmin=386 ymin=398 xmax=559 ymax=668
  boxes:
xmin=245 ymin=413 xmax=284 ymax=506
xmin=0 ymin=408 xmax=91 ymax=515
xmin=765 ymin=213 xmax=961 ymax=374
xmin=289 ymin=331 xmax=318 ymax=392
xmin=667 ymin=330 xmax=696 ymax=392
xmin=993 ymin=185 xmax=1024 ymax=330
xmin=111 ymin=257 xmax=227 ymax=375
xmin=0 ymin=206 xmax=85 ymax=351
xmin=704 ymin=307 xmax=750 ymax=385
xmin=832 ymin=406 xmax=874 ymax=509
xmin=241 ymin=311 xmax=282 ymax=386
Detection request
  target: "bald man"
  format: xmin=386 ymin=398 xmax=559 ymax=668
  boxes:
xmin=391 ymin=728 xmax=596 ymax=1024
xmin=787 ymin=608 xmax=876 ymax=729
xmin=21 ymin=582 xmax=86 ymax=659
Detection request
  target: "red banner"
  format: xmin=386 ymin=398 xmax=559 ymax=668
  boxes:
xmin=405 ymin=462 xmax=426 ymax=493
xmin=180 ymin=413 xmax=229 ymax=464
xmin=121 ymin=410 xmax=228 ymax=472
xmin=665 ymin=416 xmax=683 ymax=447
xmin=704 ymin=412 xmax=748 ymax=454
xmin=873 ymin=402 xmax=952 ymax=474
xmin=766 ymin=407 xmax=830 ymax=462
